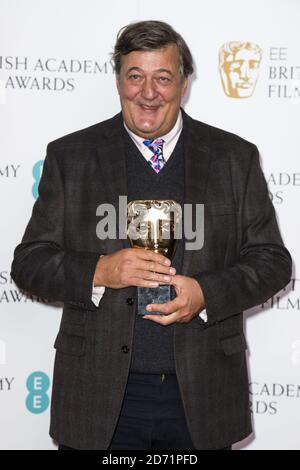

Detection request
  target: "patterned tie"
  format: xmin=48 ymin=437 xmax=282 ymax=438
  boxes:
xmin=143 ymin=138 xmax=166 ymax=173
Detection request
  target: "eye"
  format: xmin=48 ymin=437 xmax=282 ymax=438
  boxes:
xmin=158 ymin=76 xmax=171 ymax=83
xmin=128 ymin=74 xmax=143 ymax=81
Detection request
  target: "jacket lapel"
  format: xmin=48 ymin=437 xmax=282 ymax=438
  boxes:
xmin=181 ymin=110 xmax=212 ymax=276
xmin=96 ymin=113 xmax=130 ymax=250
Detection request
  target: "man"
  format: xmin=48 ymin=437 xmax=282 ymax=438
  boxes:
xmin=11 ymin=21 xmax=291 ymax=450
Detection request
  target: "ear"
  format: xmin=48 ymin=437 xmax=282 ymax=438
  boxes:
xmin=116 ymin=75 xmax=121 ymax=94
xmin=181 ymin=78 xmax=189 ymax=98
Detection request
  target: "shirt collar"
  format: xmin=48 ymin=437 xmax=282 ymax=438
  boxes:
xmin=123 ymin=110 xmax=183 ymax=161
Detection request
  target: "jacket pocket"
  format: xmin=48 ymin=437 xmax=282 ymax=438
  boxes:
xmin=54 ymin=323 xmax=86 ymax=356
xmin=220 ymin=333 xmax=248 ymax=356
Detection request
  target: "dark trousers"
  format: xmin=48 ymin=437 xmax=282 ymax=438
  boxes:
xmin=59 ymin=372 xmax=231 ymax=450
xmin=108 ymin=372 xmax=195 ymax=450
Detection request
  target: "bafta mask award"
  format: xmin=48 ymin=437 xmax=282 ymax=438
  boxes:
xmin=127 ymin=200 xmax=182 ymax=316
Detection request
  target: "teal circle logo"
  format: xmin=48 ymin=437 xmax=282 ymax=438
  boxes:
xmin=26 ymin=371 xmax=50 ymax=414
xmin=32 ymin=160 xmax=44 ymax=199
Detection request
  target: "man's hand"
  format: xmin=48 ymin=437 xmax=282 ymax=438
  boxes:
xmin=93 ymin=248 xmax=176 ymax=289
xmin=143 ymin=275 xmax=205 ymax=325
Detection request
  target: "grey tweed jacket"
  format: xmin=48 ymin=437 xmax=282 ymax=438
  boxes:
xmin=11 ymin=110 xmax=292 ymax=449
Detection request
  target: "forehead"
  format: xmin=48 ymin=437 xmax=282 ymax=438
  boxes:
xmin=121 ymin=43 xmax=181 ymax=72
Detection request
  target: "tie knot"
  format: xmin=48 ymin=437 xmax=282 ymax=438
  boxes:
xmin=143 ymin=138 xmax=165 ymax=155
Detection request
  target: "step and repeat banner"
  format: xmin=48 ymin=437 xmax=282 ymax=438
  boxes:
xmin=0 ymin=0 xmax=299 ymax=450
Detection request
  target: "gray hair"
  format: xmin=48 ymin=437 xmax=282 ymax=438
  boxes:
xmin=112 ymin=20 xmax=194 ymax=79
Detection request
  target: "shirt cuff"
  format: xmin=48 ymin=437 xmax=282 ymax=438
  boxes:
xmin=198 ymin=309 xmax=208 ymax=323
xmin=91 ymin=285 xmax=106 ymax=306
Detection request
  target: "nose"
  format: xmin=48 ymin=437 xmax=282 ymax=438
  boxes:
xmin=141 ymin=77 xmax=158 ymax=100
xmin=239 ymin=61 xmax=250 ymax=81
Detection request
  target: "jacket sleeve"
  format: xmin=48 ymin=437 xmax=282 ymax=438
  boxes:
xmin=11 ymin=144 xmax=101 ymax=310
xmin=193 ymin=145 xmax=292 ymax=325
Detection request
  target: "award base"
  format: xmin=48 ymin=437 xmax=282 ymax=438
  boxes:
xmin=137 ymin=285 xmax=171 ymax=316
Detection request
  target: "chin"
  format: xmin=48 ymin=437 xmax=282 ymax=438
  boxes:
xmin=135 ymin=122 xmax=161 ymax=136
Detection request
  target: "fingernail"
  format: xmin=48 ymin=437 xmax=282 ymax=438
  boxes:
xmin=165 ymin=259 xmax=171 ymax=265
xmin=146 ymin=305 xmax=152 ymax=311
xmin=170 ymin=268 xmax=176 ymax=275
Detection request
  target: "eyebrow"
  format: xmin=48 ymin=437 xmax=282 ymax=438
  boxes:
xmin=126 ymin=66 xmax=174 ymax=76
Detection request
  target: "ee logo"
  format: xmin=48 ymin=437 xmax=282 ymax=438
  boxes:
xmin=32 ymin=160 xmax=44 ymax=200
xmin=26 ymin=371 xmax=50 ymax=414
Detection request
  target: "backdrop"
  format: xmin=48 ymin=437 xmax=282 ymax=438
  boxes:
xmin=0 ymin=0 xmax=299 ymax=450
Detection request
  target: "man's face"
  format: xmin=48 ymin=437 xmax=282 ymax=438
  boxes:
xmin=222 ymin=48 xmax=261 ymax=98
xmin=116 ymin=44 xmax=188 ymax=138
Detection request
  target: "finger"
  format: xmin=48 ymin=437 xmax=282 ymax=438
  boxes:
xmin=145 ymin=298 xmax=183 ymax=315
xmin=133 ymin=270 xmax=172 ymax=283
xmin=168 ymin=275 xmax=183 ymax=296
xmin=131 ymin=277 xmax=160 ymax=288
xmin=135 ymin=261 xmax=176 ymax=276
xmin=143 ymin=311 xmax=180 ymax=326
xmin=134 ymin=248 xmax=171 ymax=266
xmin=168 ymin=274 xmax=184 ymax=286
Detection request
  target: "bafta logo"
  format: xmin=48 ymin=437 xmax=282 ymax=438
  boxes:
xmin=219 ymin=42 xmax=262 ymax=98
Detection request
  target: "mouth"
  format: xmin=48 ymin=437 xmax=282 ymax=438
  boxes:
xmin=139 ymin=104 xmax=161 ymax=112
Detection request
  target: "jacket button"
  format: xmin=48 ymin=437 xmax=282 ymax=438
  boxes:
xmin=126 ymin=297 xmax=134 ymax=306
xmin=121 ymin=345 xmax=130 ymax=354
